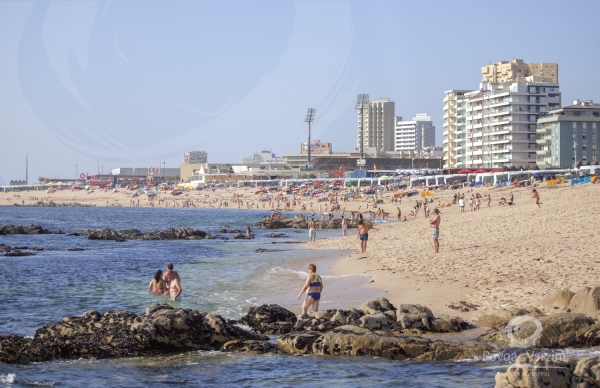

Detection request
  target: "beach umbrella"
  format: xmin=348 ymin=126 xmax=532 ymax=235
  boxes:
xmin=473 ymin=169 xmax=487 ymax=173
xmin=457 ymin=169 xmax=472 ymax=174
xmin=490 ymin=169 xmax=501 ymax=173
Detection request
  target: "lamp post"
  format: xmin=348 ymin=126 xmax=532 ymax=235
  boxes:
xmin=97 ymin=161 xmax=99 ymax=175
xmin=163 ymin=162 xmax=166 ymax=183
xmin=355 ymin=94 xmax=370 ymax=162
xmin=304 ymin=108 xmax=315 ymax=170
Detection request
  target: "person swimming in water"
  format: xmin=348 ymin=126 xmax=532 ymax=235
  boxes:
xmin=148 ymin=270 xmax=167 ymax=295
xmin=297 ymin=263 xmax=323 ymax=316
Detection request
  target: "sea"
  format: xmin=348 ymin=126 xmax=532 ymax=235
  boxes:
xmin=0 ymin=206 xmax=591 ymax=387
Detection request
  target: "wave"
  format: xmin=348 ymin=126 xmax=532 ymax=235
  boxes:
xmin=0 ymin=374 xmax=15 ymax=384
xmin=267 ymin=267 xmax=372 ymax=280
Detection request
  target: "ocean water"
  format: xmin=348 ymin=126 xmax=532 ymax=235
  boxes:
xmin=0 ymin=206 xmax=582 ymax=387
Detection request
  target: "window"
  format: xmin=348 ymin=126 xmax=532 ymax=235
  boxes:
xmin=583 ymin=123 xmax=587 ymax=129
xmin=583 ymin=145 xmax=587 ymax=151
xmin=583 ymin=135 xmax=587 ymax=140
xmin=594 ymin=123 xmax=598 ymax=129
xmin=573 ymin=122 xmax=577 ymax=129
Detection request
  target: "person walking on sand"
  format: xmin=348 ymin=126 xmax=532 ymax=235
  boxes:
xmin=357 ymin=220 xmax=371 ymax=253
xmin=341 ymin=215 xmax=348 ymax=237
xmin=429 ymin=208 xmax=441 ymax=253
xmin=308 ymin=217 xmax=317 ymax=242
xmin=297 ymin=263 xmax=323 ymax=316
xmin=459 ymin=197 xmax=465 ymax=213
xmin=532 ymin=189 xmax=542 ymax=208
xmin=397 ymin=207 xmax=401 ymax=221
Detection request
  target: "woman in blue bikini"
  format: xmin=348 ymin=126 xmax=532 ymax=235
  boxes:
xmin=297 ymin=263 xmax=324 ymax=315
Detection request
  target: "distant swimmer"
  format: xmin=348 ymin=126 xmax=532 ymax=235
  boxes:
xmin=148 ymin=270 xmax=167 ymax=295
xmin=297 ymin=263 xmax=323 ymax=315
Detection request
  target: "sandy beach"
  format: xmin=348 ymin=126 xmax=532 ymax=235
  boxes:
xmin=2 ymin=182 xmax=598 ymax=322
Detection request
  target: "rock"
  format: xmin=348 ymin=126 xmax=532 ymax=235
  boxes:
xmin=310 ymin=332 xmax=493 ymax=361
xmin=397 ymin=304 xmax=434 ymax=330
xmin=571 ymin=357 xmax=600 ymax=387
xmin=0 ymin=224 xmax=52 ymax=235
xmin=66 ymin=248 xmax=85 ymax=251
xmin=360 ymin=297 xmax=397 ymax=316
xmin=14 ymin=246 xmax=28 ymax=250
xmin=477 ymin=307 xmax=533 ymax=329
xmin=430 ymin=315 xmax=471 ymax=332
xmin=268 ymin=233 xmax=286 ymax=238
xmin=221 ymin=340 xmax=280 ymax=355
xmin=255 ymin=214 xmax=371 ymax=230
xmin=360 ymin=313 xmax=394 ymax=330
xmin=219 ymin=229 xmax=227 ymax=233
xmin=27 ymin=305 xmax=265 ymax=362
xmin=233 ymin=233 xmax=246 ymax=239
xmin=238 ymin=304 xmax=297 ymax=335
xmin=484 ymin=313 xmax=595 ymax=348
xmin=5 ymin=250 xmax=36 ymax=257
xmin=86 ymin=228 xmax=125 ymax=241
xmin=29 ymin=247 xmax=44 ymax=251
xmin=256 ymin=248 xmax=268 ymax=253
xmin=494 ymin=353 xmax=573 ymax=388
xmin=541 ymin=289 xmax=576 ymax=312
xmin=0 ymin=244 xmax=11 ymax=252
xmin=277 ymin=333 xmax=321 ymax=355
xmin=0 ymin=335 xmax=54 ymax=364
xmin=447 ymin=301 xmax=479 ymax=312
xmin=568 ymin=286 xmax=600 ymax=315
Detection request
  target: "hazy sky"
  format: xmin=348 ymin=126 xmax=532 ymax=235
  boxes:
xmin=1 ymin=0 xmax=599 ymax=184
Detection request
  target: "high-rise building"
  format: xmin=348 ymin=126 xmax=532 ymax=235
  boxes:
xmin=536 ymin=100 xmax=600 ymax=168
xmin=482 ymin=59 xmax=558 ymax=84
xmin=183 ymin=150 xmax=207 ymax=164
xmin=443 ymin=76 xmax=561 ymax=169
xmin=357 ymin=98 xmax=396 ymax=152
xmin=395 ymin=113 xmax=436 ymax=152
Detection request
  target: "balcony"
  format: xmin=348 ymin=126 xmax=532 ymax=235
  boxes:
xmin=536 ymin=149 xmax=551 ymax=156
xmin=489 ymin=139 xmax=510 ymax=145
xmin=536 ymin=138 xmax=551 ymax=145
xmin=537 ymin=126 xmax=551 ymax=134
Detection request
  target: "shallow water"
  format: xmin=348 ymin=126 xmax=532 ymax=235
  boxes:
xmin=0 ymin=206 xmax=590 ymax=387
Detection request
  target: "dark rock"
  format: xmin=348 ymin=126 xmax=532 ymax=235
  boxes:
xmin=0 ymin=335 xmax=54 ymax=364
xmin=29 ymin=247 xmax=44 ymax=251
xmin=5 ymin=250 xmax=36 ymax=257
xmin=447 ymin=301 xmax=479 ymax=312
xmin=219 ymin=229 xmax=227 ymax=233
xmin=66 ymin=248 xmax=85 ymax=251
xmin=238 ymin=304 xmax=297 ymax=335
xmin=0 ymin=224 xmax=51 ymax=235
xmin=233 ymin=233 xmax=246 ymax=239
xmin=0 ymin=244 xmax=11 ymax=252
xmin=268 ymin=233 xmax=286 ymax=238
xmin=25 ymin=305 xmax=267 ymax=363
xmin=221 ymin=340 xmax=280 ymax=355
xmin=255 ymin=214 xmax=371 ymax=230
xmin=256 ymin=248 xmax=268 ymax=253
xmin=13 ymin=246 xmax=28 ymax=250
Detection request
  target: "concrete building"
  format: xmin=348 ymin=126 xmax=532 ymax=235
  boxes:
xmin=301 ymin=140 xmax=332 ymax=154
xmin=110 ymin=167 xmax=179 ymax=177
xmin=536 ymin=100 xmax=600 ymax=168
xmin=357 ymin=98 xmax=396 ymax=152
xmin=443 ymin=76 xmax=561 ymax=169
xmin=242 ymin=150 xmax=285 ymax=165
xmin=395 ymin=114 xmax=436 ymax=152
xmin=482 ymin=59 xmax=558 ymax=84
xmin=183 ymin=150 xmax=207 ymax=164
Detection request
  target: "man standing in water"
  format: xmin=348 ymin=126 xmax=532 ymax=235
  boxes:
xmin=162 ymin=263 xmax=182 ymax=301
xmin=308 ymin=217 xmax=317 ymax=242
xmin=429 ymin=208 xmax=441 ymax=253
xmin=357 ymin=220 xmax=371 ymax=253
xmin=297 ymin=263 xmax=323 ymax=316
xmin=341 ymin=215 xmax=348 ymax=237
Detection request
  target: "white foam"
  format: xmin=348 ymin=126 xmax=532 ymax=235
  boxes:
xmin=0 ymin=373 xmax=15 ymax=383
xmin=268 ymin=266 xmax=372 ymax=280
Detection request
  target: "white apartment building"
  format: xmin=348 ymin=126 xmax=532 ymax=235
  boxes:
xmin=443 ymin=77 xmax=560 ymax=169
xmin=357 ymin=98 xmax=396 ymax=152
xmin=183 ymin=150 xmax=207 ymax=164
xmin=395 ymin=113 xmax=436 ymax=152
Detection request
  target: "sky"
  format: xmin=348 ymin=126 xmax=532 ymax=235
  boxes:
xmin=1 ymin=0 xmax=599 ymax=184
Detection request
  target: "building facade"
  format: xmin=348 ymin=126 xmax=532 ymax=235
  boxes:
xmin=300 ymin=140 xmax=332 ymax=154
xmin=183 ymin=150 xmax=207 ymax=164
xmin=395 ymin=113 xmax=435 ymax=152
xmin=482 ymin=59 xmax=558 ymax=84
xmin=242 ymin=150 xmax=285 ymax=165
xmin=357 ymin=98 xmax=396 ymax=152
xmin=536 ymin=100 xmax=600 ymax=168
xmin=443 ymin=77 xmax=561 ymax=169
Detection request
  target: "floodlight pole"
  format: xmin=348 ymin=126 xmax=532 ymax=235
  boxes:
xmin=355 ymin=94 xmax=370 ymax=160
xmin=304 ymin=108 xmax=316 ymax=170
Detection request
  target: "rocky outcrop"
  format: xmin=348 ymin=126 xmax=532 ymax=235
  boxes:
xmin=447 ymin=301 xmax=478 ymax=312
xmin=75 ymin=227 xmax=211 ymax=241
xmin=541 ymin=289 xmax=575 ymax=312
xmin=483 ymin=313 xmax=599 ymax=348
xmin=0 ymin=224 xmax=53 ymax=235
xmin=492 ymin=353 xmax=600 ymax=388
xmin=1 ymin=305 xmax=265 ymax=364
xmin=278 ymin=330 xmax=493 ymax=361
xmin=567 ymin=286 xmax=600 ymax=315
xmin=238 ymin=304 xmax=298 ymax=335
xmin=254 ymin=214 xmax=369 ymax=229
xmin=0 ymin=335 xmax=54 ymax=364
xmin=5 ymin=249 xmax=36 ymax=257
xmin=477 ymin=306 xmax=542 ymax=329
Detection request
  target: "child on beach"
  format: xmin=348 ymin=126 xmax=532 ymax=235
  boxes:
xmin=532 ymin=189 xmax=542 ymax=207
